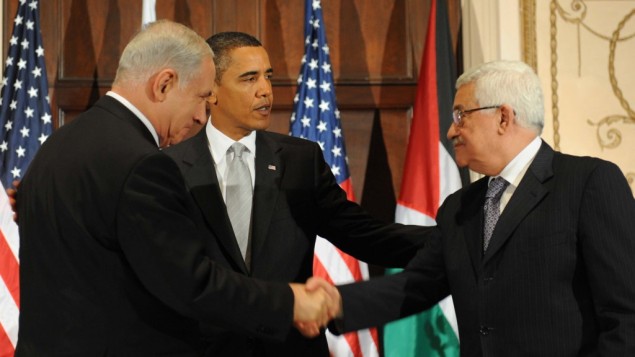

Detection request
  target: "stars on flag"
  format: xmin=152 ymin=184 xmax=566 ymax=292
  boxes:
xmin=289 ymin=0 xmax=350 ymax=183
xmin=0 ymin=0 xmax=53 ymax=186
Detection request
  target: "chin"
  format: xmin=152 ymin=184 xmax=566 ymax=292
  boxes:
xmin=249 ymin=121 xmax=270 ymax=132
xmin=169 ymin=132 xmax=190 ymax=146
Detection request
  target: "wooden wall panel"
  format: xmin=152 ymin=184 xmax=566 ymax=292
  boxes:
xmin=3 ymin=0 xmax=461 ymax=211
xmin=262 ymin=0 xmax=412 ymax=84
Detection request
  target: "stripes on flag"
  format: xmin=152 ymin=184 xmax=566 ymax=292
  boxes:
xmin=289 ymin=1 xmax=378 ymax=356
xmin=384 ymin=0 xmax=461 ymax=356
xmin=0 ymin=1 xmax=53 ymax=354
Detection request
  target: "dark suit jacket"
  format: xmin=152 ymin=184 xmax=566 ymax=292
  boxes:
xmin=337 ymin=141 xmax=635 ymax=356
xmin=164 ymin=129 xmax=428 ymax=357
xmin=16 ymin=96 xmax=294 ymax=356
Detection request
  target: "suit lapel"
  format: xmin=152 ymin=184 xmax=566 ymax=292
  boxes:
xmin=180 ymin=130 xmax=249 ymax=274
xmin=459 ymin=178 xmax=488 ymax=277
xmin=250 ymin=132 xmax=282 ymax=267
xmin=483 ymin=141 xmax=554 ymax=265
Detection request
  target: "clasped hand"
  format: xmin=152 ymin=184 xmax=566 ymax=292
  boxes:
xmin=289 ymin=277 xmax=341 ymax=338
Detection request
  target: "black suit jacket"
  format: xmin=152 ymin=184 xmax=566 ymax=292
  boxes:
xmin=165 ymin=129 xmax=429 ymax=357
xmin=16 ymin=96 xmax=293 ymax=356
xmin=337 ymin=142 xmax=635 ymax=356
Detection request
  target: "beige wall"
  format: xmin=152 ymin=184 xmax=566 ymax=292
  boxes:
xmin=462 ymin=0 xmax=635 ymax=194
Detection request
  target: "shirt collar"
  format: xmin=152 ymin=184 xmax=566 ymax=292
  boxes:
xmin=496 ymin=136 xmax=542 ymax=187
xmin=206 ymin=120 xmax=256 ymax=164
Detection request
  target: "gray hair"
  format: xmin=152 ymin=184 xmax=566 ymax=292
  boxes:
xmin=114 ymin=20 xmax=213 ymax=87
xmin=456 ymin=60 xmax=544 ymax=134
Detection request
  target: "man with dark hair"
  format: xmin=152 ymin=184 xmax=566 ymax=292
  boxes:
xmin=165 ymin=31 xmax=430 ymax=356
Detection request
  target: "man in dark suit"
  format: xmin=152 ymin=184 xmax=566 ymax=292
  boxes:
xmin=330 ymin=60 xmax=635 ymax=355
xmin=16 ymin=21 xmax=335 ymax=356
xmin=164 ymin=32 xmax=429 ymax=356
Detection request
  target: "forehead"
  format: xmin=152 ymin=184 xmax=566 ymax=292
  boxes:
xmin=454 ymin=82 xmax=476 ymax=107
xmin=225 ymin=46 xmax=271 ymax=74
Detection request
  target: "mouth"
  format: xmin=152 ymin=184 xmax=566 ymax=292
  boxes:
xmin=452 ymin=136 xmax=464 ymax=147
xmin=254 ymin=103 xmax=271 ymax=114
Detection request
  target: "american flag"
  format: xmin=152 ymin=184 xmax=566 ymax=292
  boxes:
xmin=0 ymin=0 xmax=52 ymax=354
xmin=289 ymin=1 xmax=379 ymax=356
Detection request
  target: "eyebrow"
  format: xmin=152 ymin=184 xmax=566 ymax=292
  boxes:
xmin=237 ymin=68 xmax=274 ymax=78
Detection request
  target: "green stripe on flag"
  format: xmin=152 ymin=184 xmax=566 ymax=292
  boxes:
xmin=383 ymin=269 xmax=459 ymax=357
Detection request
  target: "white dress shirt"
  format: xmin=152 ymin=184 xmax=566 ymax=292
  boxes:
xmin=493 ymin=136 xmax=542 ymax=213
xmin=205 ymin=121 xmax=256 ymax=201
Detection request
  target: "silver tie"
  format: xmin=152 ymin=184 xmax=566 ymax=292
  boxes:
xmin=225 ymin=142 xmax=253 ymax=264
xmin=483 ymin=177 xmax=509 ymax=252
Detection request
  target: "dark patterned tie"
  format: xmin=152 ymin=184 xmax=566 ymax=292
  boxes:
xmin=483 ymin=177 xmax=509 ymax=252
xmin=225 ymin=143 xmax=253 ymax=265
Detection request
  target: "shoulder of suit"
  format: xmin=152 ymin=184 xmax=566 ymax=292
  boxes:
xmin=258 ymin=130 xmax=319 ymax=148
xmin=552 ymin=150 xmax=615 ymax=174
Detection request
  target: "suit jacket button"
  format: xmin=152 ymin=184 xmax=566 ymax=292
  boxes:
xmin=479 ymin=325 xmax=491 ymax=335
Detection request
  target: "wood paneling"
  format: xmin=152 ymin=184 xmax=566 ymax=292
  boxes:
xmin=3 ymin=0 xmax=461 ymax=209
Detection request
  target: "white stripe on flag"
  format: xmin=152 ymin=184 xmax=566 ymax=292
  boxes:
xmin=438 ymin=295 xmax=459 ymax=339
xmin=0 ymin=277 xmax=19 ymax=348
xmin=325 ymin=328 xmax=379 ymax=357
xmin=0 ymin=184 xmax=20 ymax=262
xmin=0 ymin=183 xmax=19 ymax=349
xmin=394 ymin=204 xmax=436 ymax=226
xmin=315 ymin=237 xmax=378 ymax=357
xmin=438 ymin=142 xmax=462 ymax=205
xmin=357 ymin=328 xmax=379 ymax=357
xmin=314 ymin=237 xmax=354 ymax=283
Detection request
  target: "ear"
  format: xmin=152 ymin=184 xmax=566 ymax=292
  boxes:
xmin=150 ymin=69 xmax=178 ymax=102
xmin=209 ymin=90 xmax=218 ymax=105
xmin=498 ymin=104 xmax=514 ymax=133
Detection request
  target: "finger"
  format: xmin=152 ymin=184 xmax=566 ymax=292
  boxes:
xmin=306 ymin=276 xmax=333 ymax=292
xmin=298 ymin=323 xmax=320 ymax=338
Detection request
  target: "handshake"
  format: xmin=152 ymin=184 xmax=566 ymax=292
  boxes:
xmin=289 ymin=277 xmax=341 ymax=338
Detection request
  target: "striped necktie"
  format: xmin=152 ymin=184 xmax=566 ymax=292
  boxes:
xmin=483 ymin=177 xmax=509 ymax=252
xmin=225 ymin=142 xmax=253 ymax=266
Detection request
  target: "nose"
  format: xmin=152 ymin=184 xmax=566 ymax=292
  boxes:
xmin=447 ymin=121 xmax=459 ymax=140
xmin=194 ymin=101 xmax=208 ymax=124
xmin=256 ymin=77 xmax=272 ymax=98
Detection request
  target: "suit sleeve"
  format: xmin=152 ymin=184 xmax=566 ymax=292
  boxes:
xmin=332 ymin=227 xmax=449 ymax=333
xmin=309 ymin=143 xmax=431 ymax=267
xmin=578 ymin=161 xmax=635 ymax=354
xmin=116 ymin=151 xmax=293 ymax=341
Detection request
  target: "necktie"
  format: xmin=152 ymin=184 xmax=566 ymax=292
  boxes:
xmin=225 ymin=142 xmax=253 ymax=265
xmin=483 ymin=177 xmax=509 ymax=252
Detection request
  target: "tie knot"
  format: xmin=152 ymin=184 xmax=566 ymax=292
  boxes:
xmin=485 ymin=177 xmax=508 ymax=199
xmin=229 ymin=142 xmax=247 ymax=159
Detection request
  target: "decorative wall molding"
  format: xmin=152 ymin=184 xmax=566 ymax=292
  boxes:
xmin=520 ymin=0 xmax=537 ymax=71
xmin=527 ymin=0 xmax=635 ymax=194
xmin=587 ymin=8 xmax=635 ymax=150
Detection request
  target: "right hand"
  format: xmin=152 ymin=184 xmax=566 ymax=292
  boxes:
xmin=289 ymin=279 xmax=338 ymax=337
xmin=6 ymin=180 xmax=19 ymax=223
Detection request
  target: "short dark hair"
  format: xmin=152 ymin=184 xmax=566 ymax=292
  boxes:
xmin=206 ymin=32 xmax=263 ymax=83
